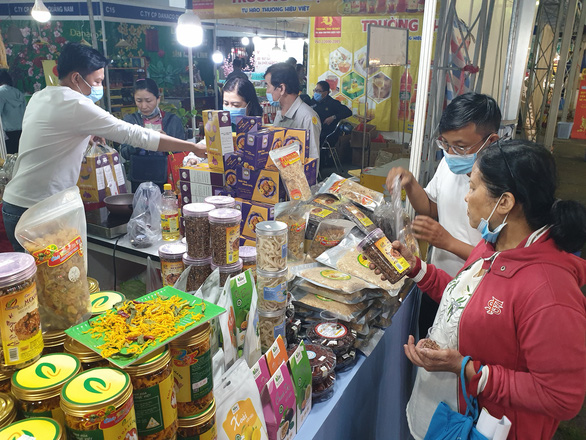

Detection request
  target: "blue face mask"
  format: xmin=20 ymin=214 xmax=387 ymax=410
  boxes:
xmin=443 ymin=150 xmax=476 ymax=174
xmin=314 ymin=92 xmax=324 ymax=102
xmin=476 ymin=194 xmax=509 ymax=244
xmin=266 ymin=92 xmax=279 ymax=106
xmin=80 ymin=76 xmax=103 ymax=103
xmin=223 ymin=106 xmax=247 ymax=123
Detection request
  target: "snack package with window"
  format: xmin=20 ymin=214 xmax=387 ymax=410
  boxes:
xmin=15 ymin=187 xmax=92 ymax=331
xmin=318 ymin=173 xmax=384 ymax=211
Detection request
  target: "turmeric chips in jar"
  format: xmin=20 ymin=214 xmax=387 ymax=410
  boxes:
xmin=64 ymin=335 xmax=110 ymax=371
xmin=177 ymin=398 xmax=217 ymax=440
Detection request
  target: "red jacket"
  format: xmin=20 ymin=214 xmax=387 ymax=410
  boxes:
xmin=413 ymin=232 xmax=586 ymax=440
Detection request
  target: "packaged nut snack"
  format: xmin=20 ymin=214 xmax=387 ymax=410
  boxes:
xmin=358 ymin=228 xmax=411 ymax=284
xmin=312 ymin=372 xmax=335 ymax=402
xmin=258 ymin=308 xmax=286 ymax=353
xmin=210 ymin=259 xmax=243 ymax=287
xmin=15 ymin=187 xmax=91 ymax=331
xmin=183 ymin=202 xmax=215 ymax=259
xmin=269 ymin=144 xmax=312 ymax=201
xmin=12 ymin=353 xmax=81 ymax=428
xmin=170 ymin=323 xmax=214 ymax=418
xmin=205 ymin=195 xmax=236 ymax=209
xmin=183 ymin=254 xmax=213 ymax=292
xmin=288 ymin=343 xmax=336 ymax=385
xmin=0 ymin=253 xmax=43 ymax=369
xmin=209 ymin=208 xmax=241 ymax=266
xmin=256 ymin=268 xmax=288 ymax=312
xmin=177 ymin=399 xmax=217 ymax=440
xmin=256 ymin=220 xmax=288 ymax=272
xmin=118 ymin=348 xmax=178 ymax=440
xmin=306 ymin=322 xmax=356 ymax=356
xmin=319 ymin=173 xmax=384 ymax=211
xmin=61 ymin=368 xmax=137 ymax=438
xmin=158 ymin=242 xmax=187 ymax=287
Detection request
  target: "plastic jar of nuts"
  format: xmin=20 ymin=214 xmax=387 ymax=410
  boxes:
xmin=12 ymin=353 xmax=81 ymax=428
xmin=183 ymin=254 xmax=212 ymax=292
xmin=256 ymin=221 xmax=288 ymax=272
xmin=64 ymin=336 xmax=110 ymax=371
xmin=89 ymin=291 xmax=126 ymax=317
xmin=170 ymin=322 xmax=214 ymax=418
xmin=209 ymin=208 xmax=241 ymax=266
xmin=0 ymin=253 xmax=43 ymax=371
xmin=258 ymin=308 xmax=287 ymax=353
xmin=117 ymin=349 xmax=178 ymax=440
xmin=256 ymin=268 xmax=288 ymax=312
xmin=357 ymin=228 xmax=411 ymax=284
xmin=0 ymin=392 xmax=16 ymax=428
xmin=158 ymin=242 xmax=187 ymax=287
xmin=61 ymin=368 xmax=137 ymax=438
xmin=240 ymin=246 xmax=257 ymax=278
xmin=183 ymin=202 xmax=215 ymax=259
xmin=205 ymin=195 xmax=236 ymax=209
xmin=42 ymin=331 xmax=67 ymax=355
xmin=210 ymin=259 xmax=243 ymax=287
xmin=177 ymin=398 xmax=217 ymax=440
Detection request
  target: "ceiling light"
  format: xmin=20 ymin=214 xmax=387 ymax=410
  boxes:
xmin=176 ymin=9 xmax=203 ymax=48
xmin=252 ymin=35 xmax=261 ymax=45
xmin=212 ymin=50 xmax=224 ymax=64
xmin=272 ymin=38 xmax=280 ymax=51
xmin=241 ymin=36 xmax=250 ymax=46
xmin=31 ymin=0 xmax=51 ymax=23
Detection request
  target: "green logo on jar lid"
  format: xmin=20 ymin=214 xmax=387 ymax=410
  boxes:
xmin=320 ymin=269 xmax=351 ymax=281
xmin=357 ymin=253 xmax=370 ymax=268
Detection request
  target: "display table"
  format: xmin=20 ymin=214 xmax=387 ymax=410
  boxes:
xmin=296 ymin=284 xmax=421 ymax=440
xmin=87 ymin=233 xmax=165 ymax=266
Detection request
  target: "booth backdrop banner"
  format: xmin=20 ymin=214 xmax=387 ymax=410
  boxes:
xmin=309 ymin=15 xmax=427 ymax=133
xmin=570 ymin=78 xmax=586 ymax=139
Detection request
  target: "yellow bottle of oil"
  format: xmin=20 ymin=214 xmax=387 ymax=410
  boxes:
xmin=161 ymin=183 xmax=180 ymax=241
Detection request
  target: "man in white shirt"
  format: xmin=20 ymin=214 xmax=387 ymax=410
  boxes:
xmin=264 ymin=63 xmax=321 ymax=162
xmin=385 ymin=93 xmax=501 ymax=336
xmin=2 ymin=43 xmax=206 ymax=251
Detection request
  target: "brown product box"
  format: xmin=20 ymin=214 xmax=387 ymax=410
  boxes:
xmin=243 ymin=129 xmax=285 ymax=170
xmin=178 ymin=180 xmax=235 ymax=206
xmin=235 ymin=198 xmax=276 ymax=239
xmin=350 ymin=124 xmax=378 ymax=148
xmin=179 ymin=163 xmax=225 ymax=186
xmin=203 ymin=110 xmax=234 ymax=172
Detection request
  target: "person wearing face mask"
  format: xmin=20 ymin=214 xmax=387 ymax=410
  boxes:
xmin=120 ymin=78 xmax=186 ymax=192
xmin=386 ymin=92 xmax=501 ymax=338
xmin=380 ymin=140 xmax=586 ymax=440
xmin=310 ymin=80 xmax=352 ymax=151
xmin=222 ymin=76 xmax=263 ymax=124
xmin=264 ymin=63 xmax=321 ymax=161
xmin=2 ymin=43 xmax=206 ymax=252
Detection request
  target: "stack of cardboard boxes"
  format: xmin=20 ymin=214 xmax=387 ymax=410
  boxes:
xmin=178 ymin=111 xmax=317 ymax=246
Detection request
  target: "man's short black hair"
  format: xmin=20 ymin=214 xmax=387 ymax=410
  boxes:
xmin=439 ymin=92 xmax=501 ymax=136
xmin=0 ymin=69 xmax=13 ymax=87
xmin=57 ymin=43 xmax=110 ymax=79
xmin=232 ymin=58 xmax=243 ymax=69
xmin=264 ymin=63 xmax=299 ymax=95
xmin=316 ymin=80 xmax=330 ymax=93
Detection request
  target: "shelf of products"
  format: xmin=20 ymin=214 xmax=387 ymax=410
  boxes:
xmin=107 ymin=57 xmax=146 ymax=119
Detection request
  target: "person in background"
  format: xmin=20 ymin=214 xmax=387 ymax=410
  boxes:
xmin=296 ymin=63 xmax=307 ymax=94
xmin=119 ymin=78 xmax=185 ymax=192
xmin=386 ymin=92 xmax=501 ymax=338
xmin=286 ymin=57 xmax=297 ymax=67
xmin=0 ymin=69 xmax=26 ymax=154
xmin=264 ymin=63 xmax=321 ymax=161
xmin=225 ymin=57 xmax=248 ymax=82
xmin=2 ymin=43 xmax=206 ymax=252
xmin=393 ymin=140 xmax=586 ymax=440
xmin=222 ymin=76 xmax=263 ymax=120
xmin=311 ymin=80 xmax=352 ymax=148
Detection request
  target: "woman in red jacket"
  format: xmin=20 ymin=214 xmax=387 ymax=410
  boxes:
xmin=396 ymin=140 xmax=586 ymax=439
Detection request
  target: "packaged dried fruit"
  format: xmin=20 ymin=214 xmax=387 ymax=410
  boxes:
xmin=15 ymin=187 xmax=91 ymax=331
xmin=275 ymin=201 xmax=310 ymax=262
xmin=307 ymin=219 xmax=354 ymax=259
xmin=183 ymin=202 xmax=215 ymax=259
xmin=306 ymin=322 xmax=356 ymax=356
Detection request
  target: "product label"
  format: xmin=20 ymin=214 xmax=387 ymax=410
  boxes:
xmin=22 ymin=407 xmax=65 ymax=429
xmin=315 ymin=295 xmax=332 ymax=302
xmin=279 ymin=152 xmax=300 ymax=167
xmin=230 ymin=271 xmax=254 ymax=349
xmin=290 ymin=188 xmax=302 ymax=200
xmin=0 ymin=282 xmax=43 ymax=366
xmin=134 ymin=373 xmax=177 ymax=436
xmin=374 ymin=237 xmax=409 ymax=274
xmin=273 ymin=320 xmax=286 ymax=341
xmin=320 ymin=270 xmax=351 ymax=281
xmin=261 ymin=282 xmax=287 ymax=304
xmin=281 ymin=244 xmax=288 ymax=259
xmin=222 ymin=398 xmax=264 ymax=439
xmin=328 ymin=179 xmax=346 ymax=194
xmin=315 ymin=322 xmax=347 ymax=339
xmin=290 ymin=221 xmax=306 ymax=233
xmin=32 ymin=235 xmax=83 ymax=267
xmin=67 ymin=398 xmax=137 ymax=440
xmin=161 ymin=212 xmax=180 ymax=236
xmin=307 ymin=350 xmax=316 ymax=360
xmin=3 ymin=418 xmax=62 ymax=440
xmin=225 ymin=224 xmax=240 ymax=264
xmin=357 ymin=253 xmax=370 ymax=268
xmin=310 ymin=207 xmax=333 ymax=218
xmin=315 ymin=236 xmax=341 ymax=247
xmin=171 ymin=346 xmax=213 ymax=403
xmin=348 ymin=206 xmax=374 ymax=227
xmin=160 ymin=260 xmax=185 ymax=287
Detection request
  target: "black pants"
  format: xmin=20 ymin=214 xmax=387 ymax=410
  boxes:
xmin=5 ymin=130 xmax=22 ymax=154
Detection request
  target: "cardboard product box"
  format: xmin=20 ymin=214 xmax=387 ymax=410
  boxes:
xmin=239 ymin=236 xmax=256 ymax=247
xmin=350 ymin=124 xmax=378 ymax=148
xmin=236 ymin=116 xmax=263 ymax=152
xmin=304 ymin=158 xmax=318 ymax=187
xmin=243 ymin=128 xmax=285 ymax=170
xmin=288 ymin=341 xmax=312 ymax=432
xmin=179 ymin=163 xmax=225 ymax=186
xmin=203 ymin=110 xmax=234 ymax=172
xmin=237 ymin=199 xmax=276 ymax=239
xmin=178 ymin=180 xmax=235 ymax=206
xmin=235 ymin=166 xmax=286 ymax=205
xmin=262 ymin=361 xmax=296 ymax=440
xmin=359 ymin=157 xmax=410 ymax=193
xmin=351 ymin=147 xmax=369 ymax=167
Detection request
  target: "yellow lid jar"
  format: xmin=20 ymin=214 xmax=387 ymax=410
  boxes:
xmin=63 ymin=336 xmax=110 ymax=371
xmin=42 ymin=330 xmax=67 ymax=355
xmin=11 ymin=353 xmax=81 ymax=428
xmin=0 ymin=417 xmax=65 ymax=439
xmin=87 ymin=277 xmax=100 ymax=294
xmin=60 ymin=367 xmax=137 ymax=439
xmin=0 ymin=393 xmax=17 ymax=428
xmin=89 ymin=291 xmax=126 ymax=316
xmin=117 ymin=349 xmax=178 ymax=440
xmin=177 ymin=399 xmax=217 ymax=440
xmin=170 ymin=322 xmax=213 ymax=417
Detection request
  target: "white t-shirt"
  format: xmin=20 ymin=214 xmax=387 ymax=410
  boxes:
xmin=3 ymin=86 xmax=160 ymax=208
xmin=424 ymin=158 xmax=482 ymax=277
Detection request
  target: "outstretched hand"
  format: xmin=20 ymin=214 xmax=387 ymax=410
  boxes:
xmin=403 ymin=335 xmax=463 ymax=375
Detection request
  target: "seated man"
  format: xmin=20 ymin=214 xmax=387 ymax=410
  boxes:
xmin=311 ymin=80 xmax=352 ymax=148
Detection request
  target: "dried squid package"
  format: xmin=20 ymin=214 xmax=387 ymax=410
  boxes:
xmin=15 ymin=187 xmax=91 ymax=331
xmin=318 ymin=173 xmax=383 ymax=211
xmin=269 ymin=144 xmax=312 ymax=201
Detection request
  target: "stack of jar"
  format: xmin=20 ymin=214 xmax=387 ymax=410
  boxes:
xmin=182 ymin=202 xmax=215 ymax=292
xmin=158 ymin=241 xmax=187 ymax=288
xmin=208 ymin=204 xmax=243 ymax=286
xmin=255 ymin=221 xmax=289 ymax=353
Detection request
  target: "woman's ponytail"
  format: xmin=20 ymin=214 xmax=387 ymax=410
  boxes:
xmin=549 ymin=200 xmax=586 ymax=253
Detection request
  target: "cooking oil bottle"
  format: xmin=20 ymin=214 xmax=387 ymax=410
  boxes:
xmin=161 ymin=183 xmax=180 ymax=241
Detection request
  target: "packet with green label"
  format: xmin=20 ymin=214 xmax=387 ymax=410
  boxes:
xmin=287 ymin=341 xmax=312 ymax=431
xmin=229 ymin=269 xmax=255 ymax=351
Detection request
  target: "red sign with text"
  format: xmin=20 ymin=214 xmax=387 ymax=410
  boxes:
xmin=571 ymin=78 xmax=586 ymax=139
xmin=314 ymin=17 xmax=342 ymax=38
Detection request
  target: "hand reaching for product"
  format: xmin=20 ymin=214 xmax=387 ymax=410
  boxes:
xmin=385 ymin=167 xmax=414 ymax=194
xmin=403 ymin=335 xmax=464 ymax=375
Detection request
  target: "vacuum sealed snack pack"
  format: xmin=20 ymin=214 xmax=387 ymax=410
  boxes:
xmin=318 ymin=174 xmax=383 ymax=211
xmin=269 ymin=144 xmax=311 ymax=201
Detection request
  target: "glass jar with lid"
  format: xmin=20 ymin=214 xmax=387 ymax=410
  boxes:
xmin=177 ymin=399 xmax=217 ymax=440
xmin=183 ymin=254 xmax=212 ymax=292
xmin=258 ymin=308 xmax=287 ymax=353
xmin=42 ymin=330 xmax=67 ymax=355
xmin=210 ymin=259 xmax=243 ymax=287
xmin=240 ymin=245 xmax=257 ymax=278
xmin=0 ymin=392 xmax=16 ymax=428
xmin=159 ymin=242 xmax=187 ymax=287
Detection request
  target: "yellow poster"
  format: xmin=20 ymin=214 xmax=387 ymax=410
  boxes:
xmin=309 ymin=14 xmax=431 ymax=133
xmin=42 ymin=60 xmax=59 ymax=86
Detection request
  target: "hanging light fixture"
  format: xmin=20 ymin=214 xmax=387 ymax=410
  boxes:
xmin=31 ymin=0 xmax=51 ymax=23
xmin=6 ymin=24 xmax=24 ymax=45
xmin=176 ymin=8 xmax=203 ymax=48
xmin=272 ymin=19 xmax=280 ymax=52
xmin=212 ymin=50 xmax=224 ymax=64
xmin=252 ymin=30 xmax=261 ymax=46
xmin=241 ymin=36 xmax=250 ymax=46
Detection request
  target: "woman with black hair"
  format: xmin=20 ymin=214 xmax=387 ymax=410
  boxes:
xmin=222 ymin=76 xmax=263 ymax=120
xmin=387 ymin=140 xmax=586 ymax=439
xmin=120 ymin=78 xmax=185 ymax=192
